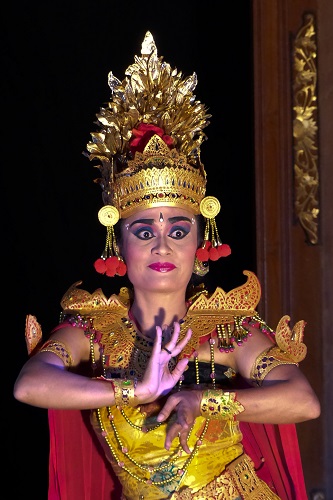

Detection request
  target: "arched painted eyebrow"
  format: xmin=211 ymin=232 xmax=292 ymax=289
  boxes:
xmin=129 ymin=218 xmax=154 ymax=228
xmin=128 ymin=216 xmax=192 ymax=228
xmin=168 ymin=216 xmax=192 ymax=223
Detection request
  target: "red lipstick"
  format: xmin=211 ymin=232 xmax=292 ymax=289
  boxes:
xmin=148 ymin=262 xmax=176 ymax=272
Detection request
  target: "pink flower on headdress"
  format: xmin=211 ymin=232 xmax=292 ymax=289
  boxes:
xmin=129 ymin=123 xmax=174 ymax=155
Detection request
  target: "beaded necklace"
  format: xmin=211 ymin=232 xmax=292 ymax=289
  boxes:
xmin=89 ymin=325 xmax=211 ymax=487
xmin=97 ymin=405 xmax=210 ymax=486
xmin=88 ymin=311 xmax=273 ymax=489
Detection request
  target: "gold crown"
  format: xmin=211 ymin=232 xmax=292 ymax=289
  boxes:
xmin=114 ymin=135 xmax=206 ymax=217
xmin=85 ymin=31 xmax=211 ymax=219
xmin=86 ymin=31 xmax=231 ymax=277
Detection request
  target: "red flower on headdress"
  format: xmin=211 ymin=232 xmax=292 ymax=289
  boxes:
xmin=129 ymin=123 xmax=174 ymax=155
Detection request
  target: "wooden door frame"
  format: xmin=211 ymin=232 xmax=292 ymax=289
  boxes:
xmin=252 ymin=0 xmax=332 ymax=497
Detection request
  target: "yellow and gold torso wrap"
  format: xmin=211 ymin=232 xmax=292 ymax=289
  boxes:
xmin=60 ymin=271 xmax=282 ymax=499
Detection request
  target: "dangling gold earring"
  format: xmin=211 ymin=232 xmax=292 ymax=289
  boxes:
xmin=93 ymin=205 xmax=127 ymax=277
xmin=196 ymin=196 xmax=232 ymax=263
xmin=193 ymin=256 xmax=210 ymax=276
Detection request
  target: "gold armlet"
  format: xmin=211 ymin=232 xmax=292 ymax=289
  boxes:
xmin=250 ymin=346 xmax=299 ymax=387
xmin=200 ymin=389 xmax=244 ymax=420
xmin=112 ymin=379 xmax=136 ymax=407
xmin=39 ymin=340 xmax=74 ymax=368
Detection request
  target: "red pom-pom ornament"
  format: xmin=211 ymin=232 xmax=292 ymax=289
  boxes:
xmin=195 ymin=240 xmax=212 ymax=262
xmin=218 ymin=244 xmax=231 ymax=257
xmin=105 ymin=267 xmax=117 ymax=277
xmin=209 ymin=247 xmax=219 ymax=261
xmin=94 ymin=258 xmax=107 ymax=274
xmin=94 ymin=256 xmax=127 ymax=277
xmin=117 ymin=260 xmax=127 ymax=276
xmin=105 ymin=256 xmax=119 ymax=272
xmin=196 ymin=247 xmax=209 ymax=262
xmin=196 ymin=241 xmax=231 ymax=264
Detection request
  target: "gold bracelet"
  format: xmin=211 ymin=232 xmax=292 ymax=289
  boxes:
xmin=112 ymin=379 xmax=136 ymax=407
xmin=200 ymin=389 xmax=244 ymax=420
xmin=39 ymin=340 xmax=74 ymax=367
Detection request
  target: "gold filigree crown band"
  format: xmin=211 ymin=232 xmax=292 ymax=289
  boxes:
xmin=114 ymin=136 xmax=206 ymax=218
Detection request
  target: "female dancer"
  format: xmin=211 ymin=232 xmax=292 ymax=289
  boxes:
xmin=14 ymin=31 xmax=320 ymax=499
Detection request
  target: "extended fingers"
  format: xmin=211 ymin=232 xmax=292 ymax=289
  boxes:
xmin=170 ymin=327 xmax=192 ymax=357
xmin=151 ymin=326 xmax=163 ymax=355
xmin=169 ymin=357 xmax=189 ymax=385
xmin=178 ymin=429 xmax=192 ymax=454
xmin=158 ymin=324 xmax=192 ymax=361
xmin=163 ymin=418 xmax=192 ymax=453
xmin=156 ymin=394 xmax=178 ymax=422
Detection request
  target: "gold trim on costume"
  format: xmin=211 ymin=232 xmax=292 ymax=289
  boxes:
xmin=112 ymin=379 xmax=136 ymax=407
xmin=171 ymin=454 xmax=280 ymax=499
xmin=25 ymin=314 xmax=43 ymax=355
xmin=250 ymin=346 xmax=298 ymax=387
xmin=274 ymin=315 xmax=307 ymax=363
xmin=250 ymin=314 xmax=308 ymax=386
xmin=39 ymin=340 xmax=74 ymax=367
xmin=200 ymin=390 xmax=245 ymax=420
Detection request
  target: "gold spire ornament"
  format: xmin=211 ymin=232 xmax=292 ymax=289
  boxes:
xmin=85 ymin=31 xmax=231 ymax=276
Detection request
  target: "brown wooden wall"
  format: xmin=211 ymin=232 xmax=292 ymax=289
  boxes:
xmin=252 ymin=0 xmax=332 ymax=497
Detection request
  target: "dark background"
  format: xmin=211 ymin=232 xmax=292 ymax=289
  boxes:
xmin=3 ymin=2 xmax=254 ymax=497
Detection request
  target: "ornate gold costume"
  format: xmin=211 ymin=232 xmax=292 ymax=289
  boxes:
xmin=53 ymin=270 xmax=303 ymax=499
xmin=250 ymin=315 xmax=307 ymax=386
xmin=39 ymin=340 xmax=74 ymax=367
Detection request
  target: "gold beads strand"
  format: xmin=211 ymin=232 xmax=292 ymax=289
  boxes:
xmin=216 ymin=316 xmax=257 ymax=353
xmin=96 ymin=405 xmax=210 ymax=486
xmin=108 ymin=410 xmax=182 ymax=477
xmin=119 ymin=407 xmax=162 ymax=432
xmin=209 ymin=338 xmax=216 ymax=389
xmin=216 ymin=323 xmax=233 ymax=352
xmin=89 ymin=335 xmax=98 ymax=371
xmin=250 ymin=313 xmax=276 ymax=336
xmin=194 ymin=352 xmax=200 ymax=385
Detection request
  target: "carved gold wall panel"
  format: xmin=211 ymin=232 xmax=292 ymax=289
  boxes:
xmin=292 ymin=13 xmax=319 ymax=244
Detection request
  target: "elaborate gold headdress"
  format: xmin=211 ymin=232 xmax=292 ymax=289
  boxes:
xmin=85 ymin=31 xmax=231 ymax=277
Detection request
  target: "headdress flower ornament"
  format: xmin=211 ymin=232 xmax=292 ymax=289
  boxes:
xmin=84 ymin=31 xmax=231 ymax=277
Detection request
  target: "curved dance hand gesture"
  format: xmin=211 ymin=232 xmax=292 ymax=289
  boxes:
xmin=135 ymin=322 xmax=192 ymax=404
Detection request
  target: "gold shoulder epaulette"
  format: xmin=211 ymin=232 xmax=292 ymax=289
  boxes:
xmin=180 ymin=271 xmax=262 ymax=355
xmin=60 ymin=281 xmax=131 ymax=316
xmin=189 ymin=270 xmax=261 ymax=315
